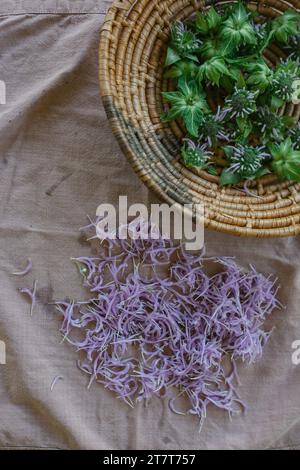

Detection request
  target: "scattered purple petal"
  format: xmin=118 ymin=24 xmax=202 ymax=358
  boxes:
xmin=54 ymin=218 xmax=281 ymax=426
xmin=50 ymin=375 xmax=64 ymax=391
xmin=19 ymin=279 xmax=37 ymax=316
xmin=12 ymin=259 xmax=33 ymax=276
xmin=239 ymin=181 xmax=264 ymax=199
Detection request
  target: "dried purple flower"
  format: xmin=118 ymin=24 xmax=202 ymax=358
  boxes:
xmin=50 ymin=375 xmax=64 ymax=391
xmin=252 ymin=22 xmax=267 ymax=41
xmin=253 ymin=106 xmax=287 ymax=142
xmin=54 ymin=219 xmax=280 ymax=426
xmin=12 ymin=259 xmax=33 ymax=276
xmin=285 ymin=35 xmax=300 ymax=61
xmin=19 ymin=280 xmax=38 ymax=316
xmin=181 ymin=139 xmax=213 ymax=168
xmin=171 ymin=21 xmax=202 ymax=55
xmin=199 ymin=107 xmax=230 ymax=147
xmin=226 ymin=143 xmax=270 ymax=178
xmin=224 ymin=87 xmax=257 ymax=119
xmin=271 ymin=60 xmax=299 ymax=103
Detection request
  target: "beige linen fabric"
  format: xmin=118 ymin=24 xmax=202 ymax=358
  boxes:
xmin=0 ymin=0 xmax=300 ymax=450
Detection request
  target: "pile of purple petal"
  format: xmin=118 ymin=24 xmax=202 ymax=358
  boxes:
xmin=55 ymin=218 xmax=280 ymax=425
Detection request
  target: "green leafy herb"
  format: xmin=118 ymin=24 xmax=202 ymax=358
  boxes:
xmin=271 ymin=60 xmax=299 ymax=103
xmin=198 ymin=57 xmax=232 ymax=86
xmin=220 ymin=168 xmax=243 ymax=186
xmin=164 ymin=60 xmax=198 ymax=79
xmin=253 ymin=107 xmax=293 ymax=144
xmin=252 ymin=22 xmax=274 ymax=54
xmin=170 ymin=22 xmax=202 ymax=59
xmin=285 ymin=35 xmax=300 ymax=61
xmin=195 ymin=7 xmax=222 ymax=35
xmin=206 ymin=166 xmax=218 ymax=176
xmin=161 ymin=78 xmax=208 ymax=137
xmin=271 ymin=10 xmax=300 ymax=44
xmin=206 ymin=7 xmax=222 ymax=32
xmin=181 ymin=140 xmax=212 ymax=168
xmin=270 ymin=138 xmax=300 ymax=181
xmin=198 ymin=107 xmax=229 ymax=147
xmin=289 ymin=123 xmax=300 ymax=150
xmin=165 ymin=47 xmax=182 ymax=67
xmin=224 ymin=87 xmax=257 ymax=118
xmin=246 ymin=60 xmax=273 ymax=92
xmin=224 ymin=143 xmax=270 ymax=181
xmin=199 ymin=38 xmax=233 ymax=60
xmin=219 ymin=3 xmax=257 ymax=53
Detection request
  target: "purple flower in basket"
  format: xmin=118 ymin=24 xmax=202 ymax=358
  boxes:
xmin=224 ymin=87 xmax=257 ymax=119
xmin=199 ymin=106 xmax=230 ymax=147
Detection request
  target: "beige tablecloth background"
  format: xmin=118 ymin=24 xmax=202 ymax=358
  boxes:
xmin=1 ymin=0 xmax=300 ymax=450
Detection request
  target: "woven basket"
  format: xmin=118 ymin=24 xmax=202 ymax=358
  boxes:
xmin=99 ymin=0 xmax=300 ymax=237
